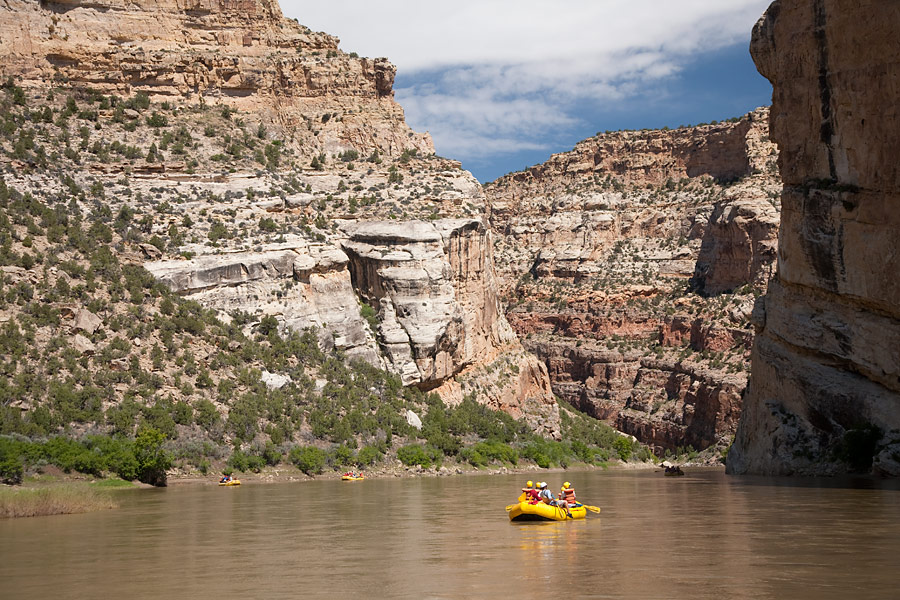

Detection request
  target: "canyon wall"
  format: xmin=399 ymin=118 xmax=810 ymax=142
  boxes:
xmin=0 ymin=0 xmax=557 ymax=435
xmin=486 ymin=110 xmax=781 ymax=454
xmin=0 ymin=0 xmax=432 ymax=160
xmin=727 ymin=0 xmax=900 ymax=476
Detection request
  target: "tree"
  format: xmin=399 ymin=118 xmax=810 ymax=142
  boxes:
xmin=289 ymin=445 xmax=326 ymax=475
xmin=134 ymin=426 xmax=172 ymax=486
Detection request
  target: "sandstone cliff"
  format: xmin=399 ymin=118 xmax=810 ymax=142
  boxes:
xmin=0 ymin=0 xmax=431 ymax=160
xmin=728 ymin=0 xmax=900 ymax=476
xmin=0 ymin=0 xmax=558 ymax=436
xmin=486 ymin=110 xmax=781 ymax=455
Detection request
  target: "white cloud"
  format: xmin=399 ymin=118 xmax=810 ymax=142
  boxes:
xmin=280 ymin=1 xmax=772 ymax=161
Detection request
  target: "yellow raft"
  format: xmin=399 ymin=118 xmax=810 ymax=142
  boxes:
xmin=341 ymin=475 xmax=365 ymax=481
xmin=218 ymin=479 xmax=241 ymax=486
xmin=508 ymin=501 xmax=586 ymax=522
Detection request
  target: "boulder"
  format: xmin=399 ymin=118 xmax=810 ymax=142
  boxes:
xmin=72 ymin=334 xmax=95 ymax=355
xmin=72 ymin=309 xmax=102 ymax=335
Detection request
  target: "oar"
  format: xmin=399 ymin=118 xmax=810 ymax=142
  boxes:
xmin=505 ymin=503 xmax=520 ymax=511
xmin=581 ymin=504 xmax=601 ymax=513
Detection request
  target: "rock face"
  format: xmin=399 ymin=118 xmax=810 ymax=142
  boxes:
xmin=486 ymin=110 xmax=781 ymax=454
xmin=0 ymin=0 xmax=558 ymax=433
xmin=0 ymin=0 xmax=432 ymax=160
xmin=341 ymin=219 xmax=515 ymax=386
xmin=692 ymin=196 xmax=780 ymax=295
xmin=728 ymin=0 xmax=900 ymax=476
xmin=146 ymin=241 xmax=380 ymax=362
xmin=144 ymin=219 xmax=559 ymax=436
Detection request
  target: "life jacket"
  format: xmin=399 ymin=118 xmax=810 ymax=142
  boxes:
xmin=562 ymin=488 xmax=576 ymax=503
xmin=527 ymin=488 xmax=541 ymax=503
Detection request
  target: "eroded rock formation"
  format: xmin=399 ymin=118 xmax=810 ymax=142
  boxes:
xmin=692 ymin=196 xmax=779 ymax=295
xmin=0 ymin=0 xmax=432 ymax=160
xmin=486 ymin=110 xmax=781 ymax=454
xmin=728 ymin=0 xmax=900 ymax=476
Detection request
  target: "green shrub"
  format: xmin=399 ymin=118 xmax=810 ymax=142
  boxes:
xmin=459 ymin=447 xmax=487 ymax=467
xmin=356 ymin=445 xmax=381 ymax=466
xmin=146 ymin=112 xmax=168 ymax=127
xmin=331 ymin=444 xmax=355 ymax=467
xmin=613 ymin=437 xmax=633 ymax=461
xmin=194 ymin=399 xmax=220 ymax=430
xmin=262 ymin=441 xmax=282 ymax=466
xmin=397 ymin=443 xmax=441 ymax=468
xmin=472 ymin=440 xmax=518 ymax=465
xmin=246 ymin=454 xmax=266 ymax=472
xmin=227 ymin=448 xmax=250 ymax=472
xmin=289 ymin=445 xmax=326 ymax=475
xmin=173 ymin=401 xmax=193 ymax=426
xmin=426 ymin=430 xmax=460 ymax=457
xmin=0 ymin=438 xmax=24 ymax=484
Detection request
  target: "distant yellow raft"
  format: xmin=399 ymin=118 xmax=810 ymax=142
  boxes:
xmin=218 ymin=479 xmax=241 ymax=486
xmin=341 ymin=475 xmax=365 ymax=481
xmin=508 ymin=501 xmax=586 ymax=521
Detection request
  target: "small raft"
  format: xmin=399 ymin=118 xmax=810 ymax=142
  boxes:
xmin=508 ymin=501 xmax=586 ymax=522
xmin=218 ymin=479 xmax=241 ymax=486
xmin=341 ymin=475 xmax=365 ymax=481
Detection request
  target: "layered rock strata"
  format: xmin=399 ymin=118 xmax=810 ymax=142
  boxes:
xmin=145 ymin=241 xmax=379 ymax=362
xmin=0 ymin=0 xmax=432 ymax=160
xmin=728 ymin=0 xmax=900 ymax=476
xmin=341 ymin=219 xmax=514 ymax=386
xmin=487 ymin=110 xmax=781 ymax=454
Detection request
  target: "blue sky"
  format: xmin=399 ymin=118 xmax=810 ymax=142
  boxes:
xmin=281 ymin=1 xmax=774 ymax=182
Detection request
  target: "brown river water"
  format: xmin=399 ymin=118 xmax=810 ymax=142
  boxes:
xmin=2 ymin=468 xmax=900 ymax=599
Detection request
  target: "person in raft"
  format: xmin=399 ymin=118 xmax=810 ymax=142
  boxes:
xmin=220 ymin=475 xmax=231 ymax=483
xmin=522 ymin=480 xmax=541 ymax=503
xmin=539 ymin=482 xmax=572 ymax=517
xmin=560 ymin=482 xmax=577 ymax=506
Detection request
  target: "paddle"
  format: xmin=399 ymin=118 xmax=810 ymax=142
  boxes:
xmin=581 ymin=504 xmax=601 ymax=513
xmin=505 ymin=503 xmax=520 ymax=511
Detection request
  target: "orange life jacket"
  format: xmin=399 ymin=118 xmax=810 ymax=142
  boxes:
xmin=562 ymin=488 xmax=576 ymax=503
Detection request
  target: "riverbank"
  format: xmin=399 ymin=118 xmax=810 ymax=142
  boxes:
xmin=0 ymin=482 xmax=123 ymax=518
xmin=164 ymin=457 xmax=677 ymax=486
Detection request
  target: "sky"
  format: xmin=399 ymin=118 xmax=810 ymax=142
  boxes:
xmin=280 ymin=1 xmax=775 ymax=182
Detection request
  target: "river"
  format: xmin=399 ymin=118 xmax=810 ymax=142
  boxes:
xmin=2 ymin=468 xmax=899 ymax=599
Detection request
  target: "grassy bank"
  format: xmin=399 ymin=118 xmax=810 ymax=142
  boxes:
xmin=0 ymin=483 xmax=120 ymax=518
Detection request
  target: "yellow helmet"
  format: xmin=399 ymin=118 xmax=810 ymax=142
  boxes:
xmin=563 ymin=482 xmax=571 ymax=489
xmin=526 ymin=480 xmax=533 ymax=488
